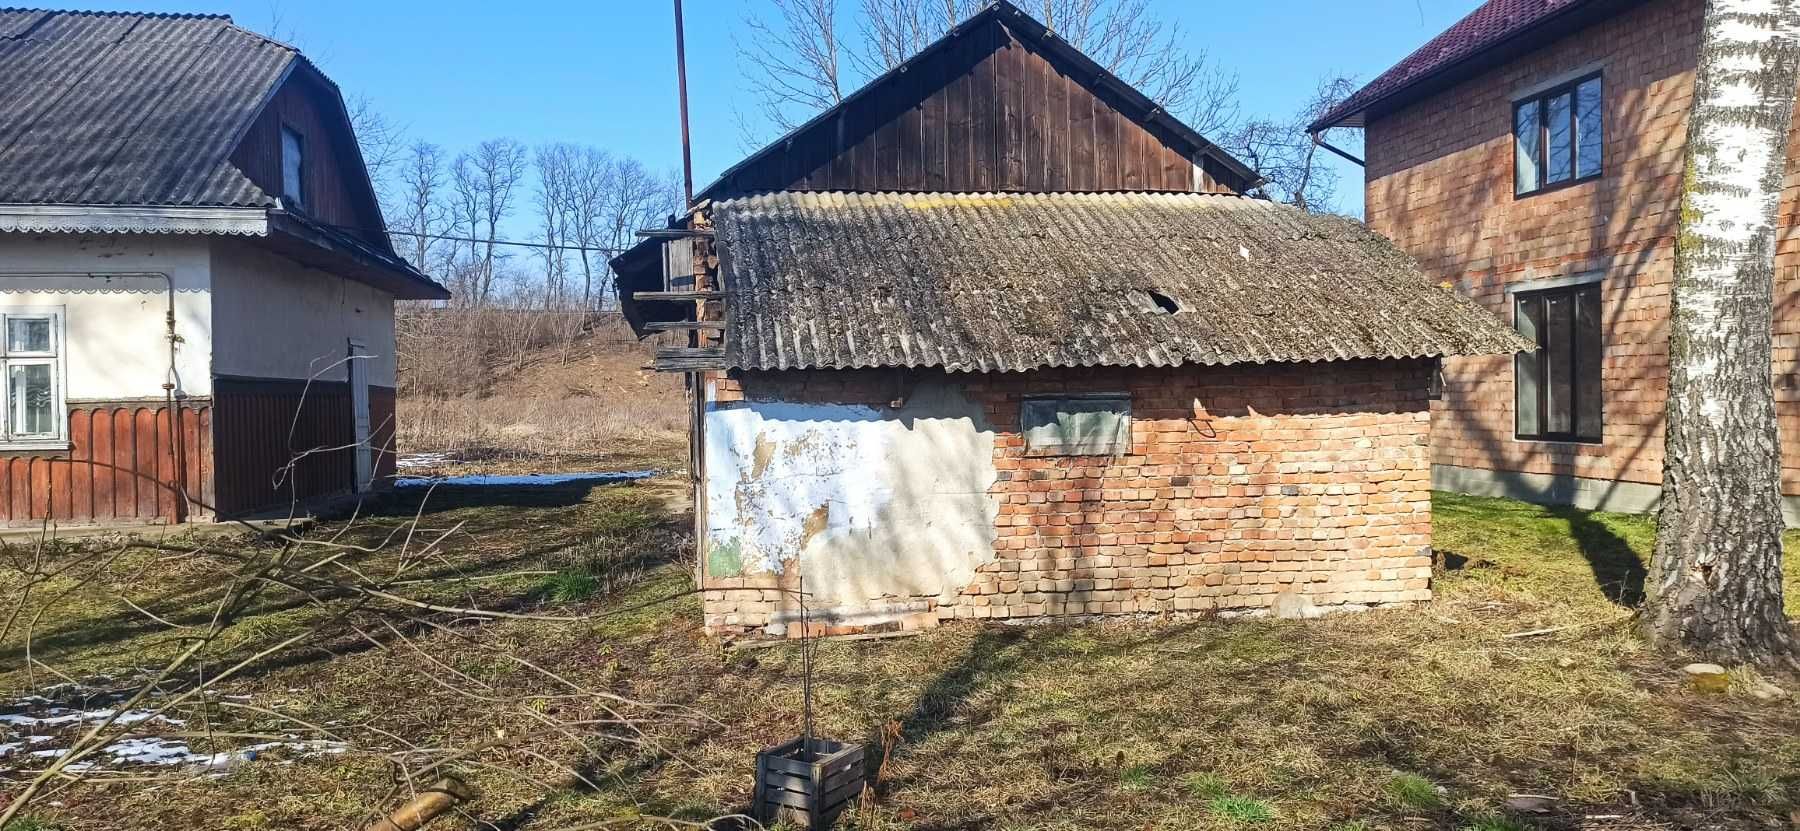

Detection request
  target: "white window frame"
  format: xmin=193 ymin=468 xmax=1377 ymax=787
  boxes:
xmin=2 ymin=306 xmax=69 ymax=450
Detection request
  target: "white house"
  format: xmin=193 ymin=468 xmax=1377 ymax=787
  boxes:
xmin=0 ymin=9 xmax=447 ymax=525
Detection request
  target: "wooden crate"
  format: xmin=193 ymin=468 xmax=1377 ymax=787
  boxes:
xmin=753 ymin=737 xmax=866 ymax=828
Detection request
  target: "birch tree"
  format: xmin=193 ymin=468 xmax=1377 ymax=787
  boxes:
xmin=1647 ymin=0 xmax=1800 ymax=667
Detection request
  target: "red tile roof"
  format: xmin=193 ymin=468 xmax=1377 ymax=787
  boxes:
xmin=1312 ymin=0 xmax=1626 ymax=131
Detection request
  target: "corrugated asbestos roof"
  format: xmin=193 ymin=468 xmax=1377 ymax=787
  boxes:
xmin=1313 ymin=0 xmax=1610 ymax=131
xmin=0 ymin=8 xmax=295 ymax=207
xmin=715 ymin=191 xmax=1531 ymax=372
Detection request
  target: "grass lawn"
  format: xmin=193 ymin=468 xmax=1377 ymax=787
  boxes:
xmin=1 ymin=484 xmax=1797 ymax=831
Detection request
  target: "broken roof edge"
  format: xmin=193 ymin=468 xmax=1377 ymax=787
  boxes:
xmin=694 ymin=0 xmax=1262 ymax=203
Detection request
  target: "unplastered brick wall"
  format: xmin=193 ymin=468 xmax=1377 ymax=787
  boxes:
xmin=1364 ymin=0 xmax=1800 ymax=493
xmin=700 ymin=359 xmax=1435 ymax=637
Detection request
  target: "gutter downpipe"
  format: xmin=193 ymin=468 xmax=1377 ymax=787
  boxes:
xmin=151 ymin=273 xmax=189 ymax=524
xmin=1310 ymin=131 xmax=1365 ymax=167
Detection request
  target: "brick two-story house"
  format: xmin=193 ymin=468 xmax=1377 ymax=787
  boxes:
xmin=1313 ymin=0 xmax=1800 ymax=522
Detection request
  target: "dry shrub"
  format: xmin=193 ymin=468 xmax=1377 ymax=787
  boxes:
xmin=398 ymin=394 xmax=684 ymax=457
xmin=396 ymin=307 xmax=687 ymax=464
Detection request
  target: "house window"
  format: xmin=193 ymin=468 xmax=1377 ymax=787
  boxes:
xmin=281 ymin=125 xmax=306 ymax=209
xmin=1515 ymin=283 xmax=1602 ymax=442
xmin=1021 ymin=395 xmax=1132 ymax=456
xmin=1515 ymin=74 xmax=1602 ymax=196
xmin=2 ymin=309 xmax=65 ymax=448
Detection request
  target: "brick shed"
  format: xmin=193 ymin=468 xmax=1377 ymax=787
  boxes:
xmin=612 ymin=2 xmax=1527 ymax=638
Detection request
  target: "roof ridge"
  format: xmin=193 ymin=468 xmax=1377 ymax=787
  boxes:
xmin=723 ymin=189 xmax=1259 ymax=200
xmin=0 ymin=7 xmax=231 ymax=19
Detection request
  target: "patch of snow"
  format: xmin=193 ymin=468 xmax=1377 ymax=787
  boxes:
xmin=397 ymin=452 xmax=459 ymax=469
xmin=0 ymin=708 xmax=180 ymax=729
xmin=394 ymin=471 xmax=656 ymax=489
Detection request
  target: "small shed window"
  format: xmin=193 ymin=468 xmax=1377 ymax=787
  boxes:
xmin=2 ymin=308 xmax=66 ymax=448
xmin=281 ymin=125 xmax=306 ymax=209
xmin=1021 ymin=395 xmax=1132 ymax=457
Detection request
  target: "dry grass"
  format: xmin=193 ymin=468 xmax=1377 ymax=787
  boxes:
xmin=395 ymin=314 xmax=688 ymax=473
xmin=4 ymin=489 xmax=1798 ymax=831
xmin=397 ymin=393 xmax=686 ymax=470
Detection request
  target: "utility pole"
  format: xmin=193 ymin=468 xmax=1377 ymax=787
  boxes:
xmin=674 ymin=0 xmax=694 ymax=205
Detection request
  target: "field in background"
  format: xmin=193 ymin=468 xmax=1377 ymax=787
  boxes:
xmin=395 ymin=309 xmax=688 ymax=472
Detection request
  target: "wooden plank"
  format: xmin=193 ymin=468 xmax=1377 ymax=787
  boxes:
xmin=1045 ymin=58 xmax=1070 ymax=191
xmin=135 ymin=407 xmax=159 ymax=520
xmin=762 ymin=752 xmax=816 ymax=778
xmin=759 ymin=769 xmax=816 ymax=794
xmin=1069 ymin=71 xmax=1096 ymax=190
xmin=999 ymin=39 xmax=1025 ymax=190
xmin=10 ymin=458 xmax=27 ymax=521
xmin=29 ymin=457 xmax=49 ymax=520
xmin=643 ymin=321 xmax=725 ymax=332
xmin=921 ymin=46 xmax=947 ymax=190
xmin=760 ymin=787 xmax=815 ymax=811
xmin=828 ymin=111 xmax=854 ymax=187
xmin=1095 ymin=102 xmax=1119 ymax=190
xmin=969 ymin=38 xmax=997 ymax=191
xmin=1023 ymin=44 xmax=1047 ymax=187
xmin=70 ymin=408 xmax=92 ymax=523
xmin=112 ymin=406 xmax=134 ymax=518
xmin=820 ymin=773 xmax=865 ymax=811
xmin=1120 ymin=110 xmax=1145 ymax=190
xmin=945 ymin=34 xmax=973 ymax=189
xmin=634 ymin=227 xmax=714 ymax=239
xmin=632 ymin=290 xmax=726 ymax=301
xmin=897 ymin=72 xmax=925 ymax=189
xmin=91 ymin=408 xmax=114 ymax=521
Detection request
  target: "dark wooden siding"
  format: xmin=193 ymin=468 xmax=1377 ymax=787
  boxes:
xmin=709 ymin=17 xmax=1245 ymax=198
xmin=0 ymin=402 xmax=213 ymax=527
xmin=230 ymin=74 xmax=386 ymax=242
xmin=370 ymin=385 xmax=398 ymax=486
xmin=212 ymin=378 xmax=354 ymax=517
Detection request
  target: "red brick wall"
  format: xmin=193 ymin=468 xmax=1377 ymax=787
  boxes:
xmin=701 ymin=360 xmax=1434 ymax=636
xmin=1364 ymin=0 xmax=1800 ymax=494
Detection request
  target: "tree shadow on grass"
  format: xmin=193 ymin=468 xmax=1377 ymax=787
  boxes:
xmin=1546 ymin=504 xmax=1647 ymax=606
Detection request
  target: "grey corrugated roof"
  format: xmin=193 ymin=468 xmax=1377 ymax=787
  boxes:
xmin=715 ymin=191 xmax=1531 ymax=372
xmin=0 ymin=8 xmax=295 ymax=207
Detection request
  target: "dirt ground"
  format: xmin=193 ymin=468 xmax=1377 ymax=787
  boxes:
xmin=1 ymin=475 xmax=1797 ymax=831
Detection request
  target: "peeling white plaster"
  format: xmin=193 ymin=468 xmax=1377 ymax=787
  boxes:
xmin=703 ymin=379 xmax=1000 ymax=609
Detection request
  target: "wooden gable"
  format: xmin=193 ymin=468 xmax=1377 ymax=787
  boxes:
xmin=700 ymin=5 xmax=1257 ymax=200
xmin=230 ymin=66 xmax=390 ymax=247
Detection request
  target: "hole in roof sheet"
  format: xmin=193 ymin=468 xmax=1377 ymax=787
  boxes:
xmin=1137 ymin=289 xmax=1180 ymax=315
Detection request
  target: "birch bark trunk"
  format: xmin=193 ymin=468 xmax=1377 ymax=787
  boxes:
xmin=1648 ymin=0 xmax=1800 ymax=667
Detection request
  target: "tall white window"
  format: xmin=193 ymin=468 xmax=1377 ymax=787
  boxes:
xmin=2 ymin=308 xmax=66 ymax=448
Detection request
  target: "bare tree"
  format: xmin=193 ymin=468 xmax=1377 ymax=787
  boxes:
xmin=449 ymin=139 xmax=529 ymax=308
xmin=568 ymin=147 xmax=615 ymax=311
xmin=392 ymin=141 xmax=447 ymax=274
xmin=1226 ymin=75 xmax=1358 ymax=213
xmin=1646 ymin=0 xmax=1800 ymax=668
xmin=747 ymin=0 xmax=1239 ymax=138
xmin=1033 ymin=0 xmax=1237 ymax=135
xmin=600 ymin=159 xmax=682 ymax=309
xmin=535 ymin=143 xmax=578 ymax=303
xmin=347 ymin=94 xmax=404 ymax=210
xmin=739 ymin=0 xmax=848 ymax=131
xmin=448 ymin=156 xmax=484 ymax=306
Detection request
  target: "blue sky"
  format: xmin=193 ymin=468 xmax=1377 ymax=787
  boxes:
xmin=48 ymin=0 xmax=1481 ymax=221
